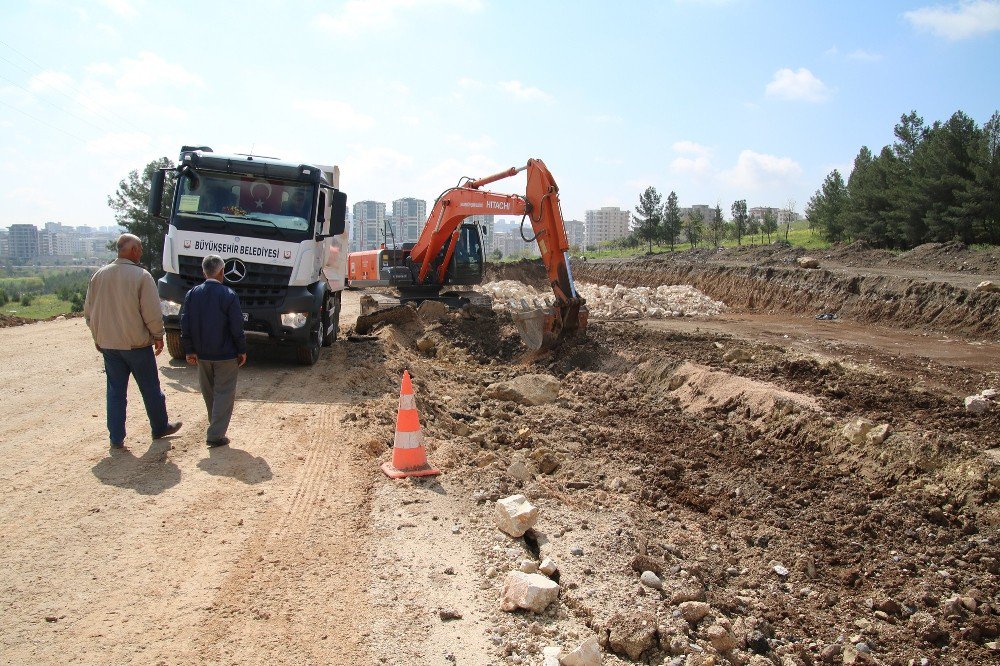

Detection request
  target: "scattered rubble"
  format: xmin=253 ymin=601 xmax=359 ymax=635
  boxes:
xmin=494 ymin=494 xmax=539 ymax=537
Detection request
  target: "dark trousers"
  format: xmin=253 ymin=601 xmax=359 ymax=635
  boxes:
xmin=102 ymin=347 xmax=169 ymax=445
xmin=197 ymin=358 xmax=239 ymax=441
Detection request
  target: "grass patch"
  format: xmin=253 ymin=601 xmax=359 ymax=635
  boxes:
xmin=3 ymin=294 xmax=74 ymax=319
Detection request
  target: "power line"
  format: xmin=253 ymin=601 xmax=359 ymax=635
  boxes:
xmin=0 ymin=98 xmax=87 ymax=143
xmin=0 ymin=40 xmax=148 ymax=134
xmin=0 ymin=72 xmax=112 ymax=135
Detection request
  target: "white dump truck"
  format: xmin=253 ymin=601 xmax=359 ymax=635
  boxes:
xmin=148 ymin=145 xmax=348 ymax=365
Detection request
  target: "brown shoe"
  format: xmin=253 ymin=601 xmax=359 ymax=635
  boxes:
xmin=154 ymin=421 xmax=183 ymax=439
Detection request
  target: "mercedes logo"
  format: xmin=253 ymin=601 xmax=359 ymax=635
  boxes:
xmin=223 ymin=258 xmax=247 ymax=283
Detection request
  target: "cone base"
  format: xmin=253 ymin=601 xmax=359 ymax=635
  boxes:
xmin=381 ymin=461 xmax=441 ymax=479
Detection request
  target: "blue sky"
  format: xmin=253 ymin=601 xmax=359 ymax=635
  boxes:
xmin=1 ymin=0 xmax=998 ymax=229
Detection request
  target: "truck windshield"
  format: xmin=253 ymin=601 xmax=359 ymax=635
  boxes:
xmin=174 ymin=173 xmax=315 ymax=238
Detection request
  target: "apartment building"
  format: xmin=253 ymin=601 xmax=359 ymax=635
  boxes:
xmin=8 ymin=224 xmax=40 ymax=261
xmin=352 ymin=201 xmax=386 ymax=251
xmin=391 ymin=198 xmax=427 ymax=245
xmin=584 ymin=207 xmax=630 ymax=247
xmin=564 ymin=219 xmax=585 ymax=251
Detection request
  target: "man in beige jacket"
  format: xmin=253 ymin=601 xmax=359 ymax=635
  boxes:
xmin=84 ymin=234 xmax=182 ymax=449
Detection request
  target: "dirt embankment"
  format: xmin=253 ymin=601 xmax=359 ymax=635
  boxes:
xmin=489 ymin=257 xmax=1000 ymax=337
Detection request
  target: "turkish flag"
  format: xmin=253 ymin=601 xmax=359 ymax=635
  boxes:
xmin=239 ymin=178 xmax=285 ymax=214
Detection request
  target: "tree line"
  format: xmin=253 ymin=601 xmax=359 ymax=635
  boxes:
xmin=625 ymin=188 xmax=792 ymax=253
xmin=807 ymin=109 xmax=1000 ymax=248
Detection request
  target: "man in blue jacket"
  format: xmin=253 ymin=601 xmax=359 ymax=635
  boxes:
xmin=181 ymin=255 xmax=248 ymax=447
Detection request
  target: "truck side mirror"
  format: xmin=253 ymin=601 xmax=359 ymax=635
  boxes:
xmin=148 ymin=169 xmax=166 ymax=218
xmin=330 ymin=190 xmax=347 ymax=235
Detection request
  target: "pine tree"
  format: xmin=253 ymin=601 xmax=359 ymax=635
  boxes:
xmin=107 ymin=157 xmax=175 ymax=278
xmin=633 ymin=186 xmax=663 ymax=253
xmin=662 ymin=191 xmax=682 ymax=251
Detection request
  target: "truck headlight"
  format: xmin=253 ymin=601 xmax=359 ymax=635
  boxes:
xmin=160 ymin=299 xmax=182 ymax=316
xmin=281 ymin=312 xmax=308 ymax=328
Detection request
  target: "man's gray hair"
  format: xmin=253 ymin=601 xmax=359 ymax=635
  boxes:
xmin=202 ymin=254 xmax=224 ymax=276
xmin=116 ymin=233 xmax=141 ymax=253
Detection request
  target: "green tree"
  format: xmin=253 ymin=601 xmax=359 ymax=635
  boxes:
xmin=662 ymin=191 xmax=682 ymax=251
xmin=686 ymin=208 xmax=704 ymax=248
xmin=107 ymin=157 xmax=175 ymax=278
xmin=633 ymin=186 xmax=663 ymax=253
xmin=919 ymin=111 xmax=980 ymax=243
xmin=709 ymin=204 xmax=726 ymax=248
xmin=747 ymin=214 xmax=761 ymax=246
xmin=961 ymin=110 xmax=1000 ymax=244
xmin=783 ymin=199 xmax=796 ymax=241
xmin=730 ymin=200 xmax=747 ymax=245
xmin=807 ymin=170 xmax=849 ymax=242
xmin=762 ymin=208 xmax=778 ymax=243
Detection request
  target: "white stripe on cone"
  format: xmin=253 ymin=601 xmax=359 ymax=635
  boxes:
xmin=398 ymin=394 xmax=416 ymax=411
xmin=394 ymin=429 xmax=423 ymax=450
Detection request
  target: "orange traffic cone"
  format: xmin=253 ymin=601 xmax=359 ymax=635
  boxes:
xmin=381 ymin=370 xmax=440 ymax=479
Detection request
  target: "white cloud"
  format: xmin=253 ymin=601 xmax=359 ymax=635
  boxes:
xmin=457 ymin=77 xmax=486 ymax=90
xmin=314 ymin=0 xmax=483 ymax=36
xmin=113 ymin=51 xmax=203 ymax=90
xmin=847 ymin=48 xmax=883 ymax=62
xmin=719 ymin=150 xmax=802 ymax=192
xmin=765 ymin=67 xmax=832 ymax=102
xmin=670 ymin=141 xmax=713 ymax=176
xmin=496 ymin=80 xmax=554 ymax=103
xmin=28 ymin=71 xmax=75 ymax=93
xmin=904 ymin=0 xmax=1000 ymax=40
xmin=292 ymin=99 xmax=375 ymax=130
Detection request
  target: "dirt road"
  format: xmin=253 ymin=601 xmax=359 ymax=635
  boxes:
xmin=0 ymin=296 xmax=378 ymax=664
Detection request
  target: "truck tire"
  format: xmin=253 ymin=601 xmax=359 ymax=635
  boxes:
xmin=165 ymin=330 xmax=185 ymax=360
xmin=322 ymin=291 xmax=341 ymax=346
xmin=296 ymin=316 xmax=323 ymax=365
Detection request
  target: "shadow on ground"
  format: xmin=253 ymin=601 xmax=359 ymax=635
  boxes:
xmin=91 ymin=440 xmax=181 ymax=495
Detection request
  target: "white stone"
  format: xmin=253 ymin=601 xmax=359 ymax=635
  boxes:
xmin=539 ymin=557 xmax=558 ymax=576
xmin=560 ymin=636 xmax=602 ymax=666
xmin=543 ymin=646 xmax=562 ymax=666
xmin=500 ymin=571 xmax=560 ymax=613
xmin=975 ymin=280 xmax=999 ymax=292
xmin=640 ymin=570 xmax=663 ymax=590
xmin=842 ymin=418 xmax=874 ymax=445
xmin=797 ymin=256 xmax=820 ymax=269
xmin=966 ymin=395 xmax=991 ymax=413
xmin=519 ymin=559 xmax=539 ymax=574
xmin=706 ymin=624 xmax=739 ymax=652
xmin=485 ymin=374 xmax=561 ymax=406
xmin=495 ymin=494 xmax=539 ymax=538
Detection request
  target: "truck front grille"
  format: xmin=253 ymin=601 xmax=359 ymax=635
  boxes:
xmin=177 ymin=255 xmax=293 ymax=309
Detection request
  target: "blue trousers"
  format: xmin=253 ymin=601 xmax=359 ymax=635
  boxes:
xmin=102 ymin=347 xmax=169 ymax=445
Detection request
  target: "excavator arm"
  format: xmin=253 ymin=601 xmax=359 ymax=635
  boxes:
xmin=408 ymin=158 xmax=587 ymax=350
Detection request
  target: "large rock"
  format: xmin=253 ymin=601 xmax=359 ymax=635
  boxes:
xmin=966 ymin=395 xmax=991 ymax=414
xmin=560 ymin=636 xmax=602 ymax=665
xmin=485 ymin=374 xmax=561 ymax=406
xmin=500 ymin=571 xmax=559 ymax=613
xmin=797 ymin=256 xmax=820 ymax=269
xmin=842 ymin=418 xmax=874 ymax=445
xmin=707 ymin=623 xmax=739 ymax=652
xmin=678 ymin=601 xmax=712 ymax=624
xmin=604 ymin=611 xmax=657 ymax=660
xmin=866 ymin=423 xmax=891 ymax=445
xmin=975 ymin=280 xmax=999 ymax=293
xmin=495 ymin=494 xmax=539 ymax=537
xmin=416 ymin=299 xmax=449 ymax=321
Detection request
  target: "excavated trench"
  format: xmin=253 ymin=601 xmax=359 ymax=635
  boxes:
xmin=488 ymin=257 xmax=1000 ymax=337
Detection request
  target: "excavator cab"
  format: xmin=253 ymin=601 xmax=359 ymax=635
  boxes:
xmin=446 ymin=222 xmax=486 ymax=286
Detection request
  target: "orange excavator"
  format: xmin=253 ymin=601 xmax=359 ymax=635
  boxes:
xmin=347 ymin=158 xmax=587 ymax=350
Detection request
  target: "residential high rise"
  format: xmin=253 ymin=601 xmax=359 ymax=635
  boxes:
xmin=9 ymin=224 xmax=40 ymax=261
xmin=564 ymin=219 xmax=586 ymax=251
xmin=391 ymin=197 xmax=427 ymax=245
xmin=352 ymin=201 xmax=386 ymax=251
xmin=584 ymin=207 xmax=630 ymax=247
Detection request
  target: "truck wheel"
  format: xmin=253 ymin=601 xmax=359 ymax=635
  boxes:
xmin=296 ymin=317 xmax=323 ymax=365
xmin=323 ymin=291 xmax=341 ymax=346
xmin=165 ymin=331 xmax=185 ymax=360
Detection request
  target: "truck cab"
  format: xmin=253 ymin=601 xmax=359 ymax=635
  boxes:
xmin=149 ymin=146 xmax=348 ymax=365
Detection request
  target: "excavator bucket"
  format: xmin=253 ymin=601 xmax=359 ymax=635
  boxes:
xmin=510 ymin=298 xmax=588 ymax=352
